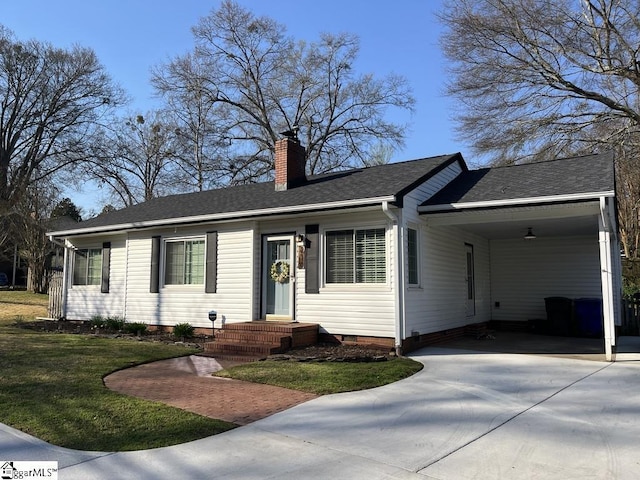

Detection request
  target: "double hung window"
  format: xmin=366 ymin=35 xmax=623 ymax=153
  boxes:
xmin=164 ymin=239 xmax=205 ymax=285
xmin=325 ymin=228 xmax=386 ymax=284
xmin=73 ymin=248 xmax=102 ymax=285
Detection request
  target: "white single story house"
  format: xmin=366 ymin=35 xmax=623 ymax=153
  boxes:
xmin=48 ymin=138 xmax=621 ymax=359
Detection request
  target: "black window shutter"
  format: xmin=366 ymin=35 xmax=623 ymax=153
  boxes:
xmin=205 ymin=231 xmax=217 ymax=293
xmin=101 ymin=242 xmax=111 ymax=293
xmin=150 ymin=236 xmax=161 ymax=293
xmin=305 ymin=224 xmax=320 ymax=294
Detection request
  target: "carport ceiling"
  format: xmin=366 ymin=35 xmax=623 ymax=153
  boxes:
xmin=453 ymin=215 xmax=597 ymax=240
xmin=423 ymin=202 xmax=601 ymax=240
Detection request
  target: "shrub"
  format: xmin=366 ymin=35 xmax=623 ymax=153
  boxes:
xmin=173 ymin=323 xmax=195 ymax=339
xmin=124 ymin=322 xmax=148 ymax=335
xmin=89 ymin=315 xmax=106 ymax=330
xmin=623 ymin=277 xmax=640 ymax=300
xmin=89 ymin=315 xmax=126 ymax=332
xmin=105 ymin=316 xmax=125 ymax=331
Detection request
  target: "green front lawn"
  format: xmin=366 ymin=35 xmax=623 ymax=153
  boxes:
xmin=216 ymin=358 xmax=423 ymax=395
xmin=0 ymin=291 xmax=423 ymax=451
xmin=0 ymin=291 xmax=235 ymax=451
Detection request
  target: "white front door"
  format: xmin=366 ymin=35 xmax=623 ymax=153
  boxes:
xmin=465 ymin=243 xmax=475 ymax=317
xmin=263 ymin=235 xmax=295 ymax=320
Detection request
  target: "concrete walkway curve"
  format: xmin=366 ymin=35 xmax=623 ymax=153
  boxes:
xmin=2 ymin=346 xmax=640 ymax=479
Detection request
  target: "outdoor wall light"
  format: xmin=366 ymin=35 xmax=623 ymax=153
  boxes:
xmin=524 ymin=227 xmax=537 ymax=240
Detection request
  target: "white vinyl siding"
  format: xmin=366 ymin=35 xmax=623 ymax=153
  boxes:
xmin=400 ymin=170 xmax=492 ymax=339
xmin=409 ymin=161 xmax=463 ymax=202
xmin=66 ymin=237 xmax=126 ymax=319
xmin=72 ymin=248 xmax=102 ymax=285
xmin=122 ymin=226 xmax=254 ymax=328
xmin=490 ymin=236 xmax=601 ymax=323
xmin=258 ymin=212 xmax=396 ymax=338
xmin=404 ymin=225 xmax=491 ymax=336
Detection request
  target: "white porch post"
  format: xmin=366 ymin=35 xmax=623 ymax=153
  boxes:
xmin=599 ymin=197 xmax=616 ymax=361
xmin=61 ymin=240 xmax=71 ymax=319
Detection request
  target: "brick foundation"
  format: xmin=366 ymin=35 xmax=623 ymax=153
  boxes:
xmin=146 ymin=325 xmax=214 ymax=336
xmin=400 ymin=322 xmax=489 ymax=354
xmin=147 ymin=321 xmax=491 ymax=355
xmin=319 ymin=333 xmax=395 ymax=351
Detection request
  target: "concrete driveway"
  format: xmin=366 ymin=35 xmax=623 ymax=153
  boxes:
xmin=2 ymin=345 xmax=640 ymax=479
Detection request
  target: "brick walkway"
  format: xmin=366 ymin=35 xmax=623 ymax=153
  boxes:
xmin=104 ymin=356 xmax=318 ymax=425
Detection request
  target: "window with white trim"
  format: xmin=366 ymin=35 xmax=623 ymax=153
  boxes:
xmin=325 ymin=228 xmax=386 ymax=284
xmin=73 ymin=248 xmax=102 ymax=285
xmin=164 ymin=238 xmax=205 ymax=285
xmin=407 ymin=227 xmax=420 ymax=285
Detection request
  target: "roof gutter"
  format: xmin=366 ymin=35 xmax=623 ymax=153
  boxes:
xmin=418 ymin=191 xmax=615 ymax=214
xmin=47 ymin=195 xmax=397 ymax=238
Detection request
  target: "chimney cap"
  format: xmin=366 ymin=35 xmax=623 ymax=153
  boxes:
xmin=279 ymin=124 xmax=299 ymax=141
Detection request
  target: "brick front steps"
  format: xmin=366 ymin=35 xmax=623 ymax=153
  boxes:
xmin=203 ymin=321 xmax=319 ymax=361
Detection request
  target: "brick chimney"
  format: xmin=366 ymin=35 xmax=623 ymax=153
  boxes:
xmin=274 ymin=137 xmax=306 ymax=191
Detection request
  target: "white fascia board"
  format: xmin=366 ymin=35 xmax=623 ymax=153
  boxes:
xmin=47 ymin=195 xmax=397 ymax=237
xmin=425 ymin=201 xmax=601 ymax=227
xmin=418 ymin=191 xmax=615 ymax=213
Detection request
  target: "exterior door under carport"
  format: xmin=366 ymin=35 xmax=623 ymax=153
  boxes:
xmin=422 ymin=199 xmax=621 ymax=361
xmin=465 ymin=243 xmax=475 ymax=317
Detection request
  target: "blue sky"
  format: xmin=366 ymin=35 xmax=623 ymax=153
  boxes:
xmin=3 ymin=0 xmax=469 ymax=214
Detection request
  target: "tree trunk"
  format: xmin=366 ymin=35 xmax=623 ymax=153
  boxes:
xmin=26 ymin=262 xmax=47 ymax=294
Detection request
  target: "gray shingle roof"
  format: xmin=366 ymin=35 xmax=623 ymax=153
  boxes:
xmin=52 ymin=154 xmax=461 ymax=235
xmin=421 ymin=152 xmax=614 ymax=209
xmin=48 ymin=215 xmax=82 ymax=231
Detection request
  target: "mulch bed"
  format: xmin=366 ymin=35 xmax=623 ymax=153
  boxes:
xmin=267 ymin=343 xmax=396 ymax=362
xmin=16 ymin=320 xmax=395 ymax=361
xmin=16 ymin=319 xmax=210 ymax=349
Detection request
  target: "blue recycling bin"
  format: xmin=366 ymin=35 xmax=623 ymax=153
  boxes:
xmin=574 ymin=298 xmax=603 ymax=338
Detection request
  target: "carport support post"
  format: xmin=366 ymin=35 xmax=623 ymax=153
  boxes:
xmin=599 ymin=197 xmax=615 ymax=362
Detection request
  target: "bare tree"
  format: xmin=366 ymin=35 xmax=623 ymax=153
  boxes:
xmin=613 ymin=132 xmax=640 ymax=258
xmin=11 ymin=182 xmax=60 ymax=293
xmin=441 ymin=0 xmax=640 ymax=162
xmin=0 ymin=26 xmax=124 ymax=217
xmin=152 ymin=0 xmax=414 ymax=183
xmin=155 ymin=53 xmax=232 ymax=191
xmin=440 ymin=0 xmax=640 ymax=257
xmin=88 ymin=112 xmax=181 ymax=207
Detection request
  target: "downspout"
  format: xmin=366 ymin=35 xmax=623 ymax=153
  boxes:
xmin=123 ymin=233 xmax=130 ymax=321
xmin=382 ymin=201 xmax=404 ymax=356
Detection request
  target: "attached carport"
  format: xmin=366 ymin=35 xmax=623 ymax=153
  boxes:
xmin=419 ymin=153 xmax=621 ymax=360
